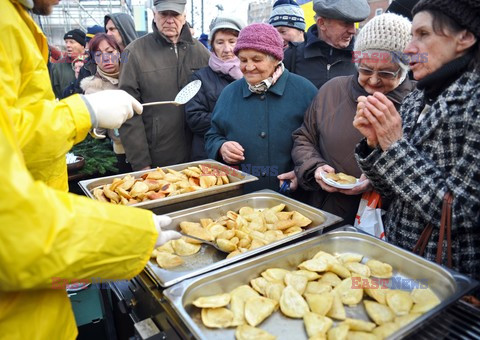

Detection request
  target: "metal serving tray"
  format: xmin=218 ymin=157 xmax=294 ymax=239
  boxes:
xmin=78 ymin=160 xmax=257 ymax=214
xmin=145 ymin=190 xmax=342 ymax=288
xmin=163 ymin=229 xmax=478 ymax=340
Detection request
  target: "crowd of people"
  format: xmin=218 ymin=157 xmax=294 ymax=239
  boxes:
xmin=1 ymin=0 xmax=479 ymax=337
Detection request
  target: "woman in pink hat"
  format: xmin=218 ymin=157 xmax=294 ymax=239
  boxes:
xmin=205 ymin=23 xmax=317 ymax=193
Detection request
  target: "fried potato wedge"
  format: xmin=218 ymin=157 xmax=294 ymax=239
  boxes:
xmin=156 ymin=252 xmax=183 ymax=269
xmin=293 ymin=270 xmax=321 ymax=281
xmin=326 ymin=292 xmax=346 ymax=321
xmin=262 ymin=268 xmax=290 ymax=283
xmin=364 ymin=300 xmax=395 ymax=325
xmin=192 ymin=293 xmax=231 ymax=308
xmin=410 ymin=288 xmax=440 ymax=314
xmin=303 ymin=312 xmax=333 ymax=338
xmin=235 ymin=325 xmax=276 ymax=340
xmin=298 ymin=258 xmax=329 ymax=272
xmin=372 ymin=322 xmax=400 ymax=338
xmin=334 ymin=277 xmax=363 ymax=306
xmin=386 ymin=290 xmax=413 ymax=316
xmin=265 ymin=281 xmax=285 ymax=303
xmin=341 ymin=318 xmax=376 ymax=332
xmin=245 ymin=296 xmax=277 ymax=327
xmin=230 ymin=285 xmax=260 ymax=326
xmin=284 ymin=272 xmax=308 ymax=295
xmin=171 ymin=238 xmax=201 ymax=256
xmin=304 ymin=292 xmax=334 ymax=316
xmin=201 ymin=307 xmax=234 ymax=328
xmin=344 ymin=262 xmax=371 ymax=277
xmin=336 ymin=253 xmax=364 ymax=264
xmin=346 ymin=331 xmax=379 ymax=340
xmin=327 ymin=323 xmax=349 ymax=340
xmin=279 ymin=286 xmax=310 ymax=318
xmin=319 ymin=272 xmax=342 ymax=287
xmin=366 ymin=259 xmax=393 ymax=279
xmin=305 ymin=282 xmax=332 ymax=295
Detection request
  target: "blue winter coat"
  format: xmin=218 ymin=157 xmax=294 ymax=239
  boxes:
xmin=205 ymin=69 xmax=317 ymax=192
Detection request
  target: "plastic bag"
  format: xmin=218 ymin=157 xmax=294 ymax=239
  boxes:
xmin=354 ymin=191 xmax=385 ymax=240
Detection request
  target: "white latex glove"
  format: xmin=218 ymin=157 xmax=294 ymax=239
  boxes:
xmin=153 ymin=215 xmax=182 ymax=247
xmin=82 ymin=90 xmax=143 ymax=129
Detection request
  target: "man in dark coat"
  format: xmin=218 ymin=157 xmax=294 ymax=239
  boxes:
xmin=283 ymin=0 xmax=370 ymax=89
xmin=119 ymin=0 xmax=210 ymax=170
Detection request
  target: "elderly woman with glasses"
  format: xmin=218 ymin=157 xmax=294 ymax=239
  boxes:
xmin=291 ymin=13 xmax=415 ymax=224
xmin=354 ymin=0 xmax=480 ymax=287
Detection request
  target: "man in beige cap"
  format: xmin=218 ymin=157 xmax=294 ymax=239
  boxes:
xmin=284 ymin=0 xmax=370 ymax=88
xmin=119 ymin=0 xmax=210 ymax=170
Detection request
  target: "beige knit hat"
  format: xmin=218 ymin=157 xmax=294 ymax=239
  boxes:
xmin=354 ymin=13 xmax=412 ymax=54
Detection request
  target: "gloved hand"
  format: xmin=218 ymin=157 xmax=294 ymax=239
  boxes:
xmin=82 ymin=90 xmax=143 ymax=129
xmin=153 ymin=215 xmax=182 ymax=247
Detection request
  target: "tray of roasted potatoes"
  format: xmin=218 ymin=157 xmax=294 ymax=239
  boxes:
xmin=145 ymin=190 xmax=342 ymax=288
xmin=163 ymin=228 xmax=478 ymax=340
xmin=78 ymin=160 xmax=257 ymax=212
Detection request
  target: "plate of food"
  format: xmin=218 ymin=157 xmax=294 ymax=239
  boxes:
xmin=319 ymin=171 xmax=361 ymax=189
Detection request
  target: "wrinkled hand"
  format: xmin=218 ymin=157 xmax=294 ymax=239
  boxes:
xmin=153 ymin=215 xmax=181 ymax=247
xmin=337 ymin=174 xmax=372 ymax=195
xmin=354 ymin=96 xmax=379 ymax=148
xmin=358 ymin=93 xmax=403 ymax=151
xmin=83 ymin=90 xmax=143 ymax=129
xmin=220 ymin=141 xmax=245 ymax=164
xmin=277 ymin=170 xmax=298 ymax=191
xmin=314 ymin=165 xmax=340 ymax=193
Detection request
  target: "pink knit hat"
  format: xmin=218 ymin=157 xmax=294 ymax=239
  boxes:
xmin=234 ymin=23 xmax=284 ymax=61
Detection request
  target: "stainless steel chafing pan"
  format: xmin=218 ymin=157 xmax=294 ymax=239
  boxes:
xmin=78 ymin=159 xmax=258 ymax=214
xmin=163 ymin=229 xmax=478 ymax=340
xmin=145 ymin=190 xmax=342 ymax=288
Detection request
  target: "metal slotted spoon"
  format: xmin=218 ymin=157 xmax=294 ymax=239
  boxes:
xmin=179 ymin=232 xmax=229 ymax=254
xmin=142 ymin=80 xmax=202 ymax=107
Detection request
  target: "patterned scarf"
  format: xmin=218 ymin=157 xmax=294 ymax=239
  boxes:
xmin=208 ymin=52 xmax=243 ymax=80
xmin=97 ymin=67 xmax=119 ymax=85
xmin=248 ymin=62 xmax=285 ymax=94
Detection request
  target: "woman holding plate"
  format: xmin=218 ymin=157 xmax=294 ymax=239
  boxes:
xmin=291 ymin=13 xmax=415 ymax=224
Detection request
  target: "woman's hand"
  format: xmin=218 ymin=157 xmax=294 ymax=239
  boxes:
xmin=278 ymin=171 xmax=298 ymax=191
xmin=337 ymin=174 xmax=372 ymax=195
xmin=314 ymin=165 xmax=340 ymax=193
xmin=361 ymin=93 xmax=403 ymax=151
xmin=219 ymin=141 xmax=245 ymax=164
xmin=354 ymin=96 xmax=379 ymax=148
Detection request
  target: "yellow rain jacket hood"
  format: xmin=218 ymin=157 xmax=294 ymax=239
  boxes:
xmin=0 ymin=1 xmax=158 ymax=339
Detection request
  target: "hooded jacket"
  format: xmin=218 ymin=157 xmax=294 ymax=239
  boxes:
xmin=283 ymin=24 xmax=357 ymax=89
xmin=0 ymin=1 xmax=158 ymax=338
xmin=104 ymin=12 xmax=138 ymax=48
xmin=292 ymin=74 xmax=415 ymax=224
xmin=119 ymin=21 xmax=209 ymax=169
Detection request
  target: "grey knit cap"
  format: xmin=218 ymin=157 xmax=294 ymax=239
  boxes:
xmin=209 ymin=16 xmax=246 ymax=41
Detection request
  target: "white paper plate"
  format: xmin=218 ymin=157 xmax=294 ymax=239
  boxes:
xmin=319 ymin=172 xmax=362 ymax=189
xmin=66 ymin=282 xmax=91 ymax=292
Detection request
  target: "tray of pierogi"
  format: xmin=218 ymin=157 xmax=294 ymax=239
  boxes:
xmin=162 ymin=228 xmax=478 ymax=340
xmin=145 ymin=190 xmax=342 ymax=288
xmin=78 ymin=159 xmax=257 ymax=214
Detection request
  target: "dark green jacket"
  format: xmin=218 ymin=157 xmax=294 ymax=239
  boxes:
xmin=119 ymin=22 xmax=209 ymax=170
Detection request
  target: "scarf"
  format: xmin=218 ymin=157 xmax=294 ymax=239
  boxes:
xmin=248 ymin=62 xmax=285 ymax=94
xmin=208 ymin=52 xmax=243 ymax=80
xmin=97 ymin=67 xmax=119 ymax=85
xmin=417 ymin=51 xmax=474 ymax=104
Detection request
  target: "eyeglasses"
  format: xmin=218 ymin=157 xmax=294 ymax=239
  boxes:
xmin=358 ymin=66 xmax=401 ymax=80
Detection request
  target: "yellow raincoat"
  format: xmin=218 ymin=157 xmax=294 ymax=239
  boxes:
xmin=0 ymin=1 xmax=158 ymax=338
